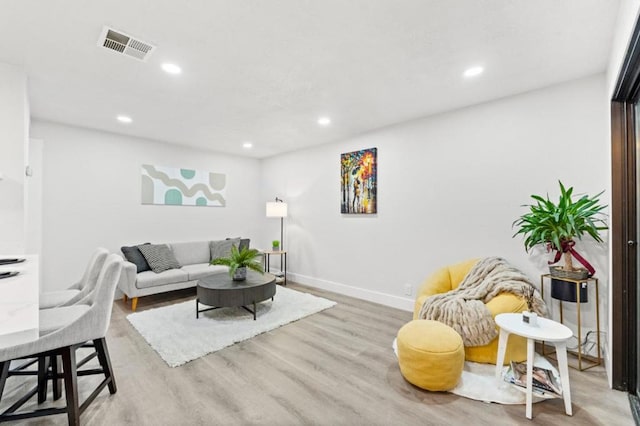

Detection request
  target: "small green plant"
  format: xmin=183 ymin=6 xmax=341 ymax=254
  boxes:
xmin=513 ymin=181 xmax=608 ymax=271
xmin=211 ymin=246 xmax=263 ymax=278
xmin=272 ymin=240 xmax=280 ymax=248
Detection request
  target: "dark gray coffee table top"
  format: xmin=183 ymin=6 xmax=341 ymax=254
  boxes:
xmin=196 ymin=270 xmax=276 ymax=320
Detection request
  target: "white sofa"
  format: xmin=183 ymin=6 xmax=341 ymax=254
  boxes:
xmin=119 ymin=240 xmax=232 ymax=311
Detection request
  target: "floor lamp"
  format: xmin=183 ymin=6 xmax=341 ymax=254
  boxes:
xmin=266 ymin=197 xmax=288 ymax=251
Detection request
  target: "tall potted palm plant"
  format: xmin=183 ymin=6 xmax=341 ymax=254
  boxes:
xmin=513 ymin=181 xmax=608 ymax=279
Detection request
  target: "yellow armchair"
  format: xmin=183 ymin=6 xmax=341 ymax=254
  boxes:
xmin=413 ymin=259 xmax=528 ymax=364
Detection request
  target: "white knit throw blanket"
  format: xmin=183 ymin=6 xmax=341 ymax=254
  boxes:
xmin=417 ymin=257 xmax=546 ymax=347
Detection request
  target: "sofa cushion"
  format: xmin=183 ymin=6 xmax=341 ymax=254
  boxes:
xmin=181 ymin=264 xmax=228 ymax=281
xmin=121 ymin=244 xmax=151 ymax=273
xmin=170 ymin=241 xmax=211 ymax=266
xmin=135 ymin=268 xmax=189 ymax=289
xmin=210 ymin=238 xmax=241 ymax=260
xmin=226 ymin=237 xmax=250 ymax=251
xmin=138 ymin=244 xmax=181 ymax=273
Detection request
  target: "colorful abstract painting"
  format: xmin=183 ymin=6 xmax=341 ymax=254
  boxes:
xmin=341 ymin=148 xmax=377 ymax=214
xmin=141 ymin=165 xmax=226 ymax=207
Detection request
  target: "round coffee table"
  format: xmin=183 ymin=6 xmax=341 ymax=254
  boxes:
xmin=196 ymin=271 xmax=276 ymax=320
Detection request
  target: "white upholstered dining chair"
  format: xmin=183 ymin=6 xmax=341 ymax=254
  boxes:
xmin=39 ymin=248 xmax=110 ymax=309
xmin=0 ymin=254 xmax=125 ymax=425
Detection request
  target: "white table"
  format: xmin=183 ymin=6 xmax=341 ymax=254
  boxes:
xmin=0 ymin=255 xmax=39 ymax=349
xmin=494 ymin=313 xmax=573 ymax=420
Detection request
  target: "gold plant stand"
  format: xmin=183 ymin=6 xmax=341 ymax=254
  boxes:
xmin=540 ymin=274 xmax=601 ymax=371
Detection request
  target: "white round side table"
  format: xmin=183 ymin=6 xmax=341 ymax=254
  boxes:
xmin=494 ymin=313 xmax=573 ymax=420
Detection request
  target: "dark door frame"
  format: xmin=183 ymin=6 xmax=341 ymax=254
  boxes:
xmin=611 ymin=13 xmax=640 ymax=400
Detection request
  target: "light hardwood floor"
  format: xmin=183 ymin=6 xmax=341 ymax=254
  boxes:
xmin=1 ymin=283 xmax=634 ymax=425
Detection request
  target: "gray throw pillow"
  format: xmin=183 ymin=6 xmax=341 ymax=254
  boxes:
xmin=121 ymin=244 xmax=152 ymax=273
xmin=138 ymin=244 xmax=181 ymax=273
xmin=210 ymin=238 xmax=241 ymax=260
xmin=226 ymin=237 xmax=250 ymax=251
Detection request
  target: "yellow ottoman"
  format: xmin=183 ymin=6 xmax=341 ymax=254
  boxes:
xmin=397 ymin=320 xmax=464 ymax=391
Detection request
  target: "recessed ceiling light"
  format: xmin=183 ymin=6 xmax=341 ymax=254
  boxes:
xmin=317 ymin=116 xmax=331 ymax=126
xmin=116 ymin=115 xmax=132 ymax=123
xmin=242 ymin=142 xmax=253 ymax=149
xmin=161 ymin=63 xmax=182 ymax=75
xmin=463 ymin=66 xmax=484 ymax=78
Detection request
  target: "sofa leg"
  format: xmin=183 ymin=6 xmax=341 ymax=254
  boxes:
xmin=123 ymin=294 xmax=128 ymax=303
xmin=131 ymin=297 xmax=138 ymax=312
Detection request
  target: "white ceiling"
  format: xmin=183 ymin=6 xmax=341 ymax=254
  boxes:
xmin=0 ymin=0 xmax=620 ymax=158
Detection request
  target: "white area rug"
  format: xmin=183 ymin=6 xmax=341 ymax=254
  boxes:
xmin=127 ymin=287 xmax=336 ymax=367
xmin=392 ymin=339 xmax=559 ymax=404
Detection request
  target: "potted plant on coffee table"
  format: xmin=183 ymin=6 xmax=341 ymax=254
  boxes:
xmin=513 ymin=181 xmax=608 ymax=279
xmin=211 ymin=246 xmax=264 ymax=281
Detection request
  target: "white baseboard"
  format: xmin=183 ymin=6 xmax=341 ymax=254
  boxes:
xmin=288 ymin=272 xmax=414 ymax=312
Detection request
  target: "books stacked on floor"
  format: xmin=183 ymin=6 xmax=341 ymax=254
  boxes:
xmin=274 ymin=272 xmax=285 ymax=284
xmin=503 ymin=361 xmax=562 ymax=398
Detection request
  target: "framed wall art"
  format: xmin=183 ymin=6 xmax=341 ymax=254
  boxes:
xmin=141 ymin=164 xmax=226 ymax=207
xmin=340 ymin=148 xmax=377 ymax=214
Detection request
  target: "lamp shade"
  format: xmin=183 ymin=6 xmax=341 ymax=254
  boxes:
xmin=266 ymin=202 xmax=288 ymax=218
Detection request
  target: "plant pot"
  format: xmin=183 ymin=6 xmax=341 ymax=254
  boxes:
xmin=549 ymin=265 xmax=590 ymax=280
xmin=272 ymin=246 xmax=279 ymax=252
xmin=551 ymin=278 xmax=588 ymax=303
xmin=522 ymin=311 xmax=538 ymax=327
xmin=233 ymin=266 xmax=247 ymax=281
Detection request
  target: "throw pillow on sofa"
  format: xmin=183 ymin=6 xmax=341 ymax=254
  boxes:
xmin=225 ymin=237 xmax=250 ymax=251
xmin=121 ymin=243 xmax=151 ymax=273
xmin=138 ymin=244 xmax=181 ymax=273
xmin=210 ymin=238 xmax=241 ymax=260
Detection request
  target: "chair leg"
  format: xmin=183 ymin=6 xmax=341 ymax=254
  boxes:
xmin=61 ymin=346 xmax=80 ymax=426
xmin=131 ymin=297 xmax=138 ymax=312
xmin=94 ymin=338 xmax=117 ymax=394
xmin=0 ymin=361 xmax=9 ymax=400
xmin=52 ymin=355 xmax=62 ymax=401
xmin=37 ymin=356 xmax=50 ymax=403
xmin=123 ymin=294 xmax=128 ymax=303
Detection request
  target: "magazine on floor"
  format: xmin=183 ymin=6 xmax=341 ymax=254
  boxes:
xmin=503 ymin=361 xmax=562 ymax=397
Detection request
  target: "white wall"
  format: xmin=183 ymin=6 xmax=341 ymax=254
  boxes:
xmin=261 ymin=74 xmax=609 ymax=340
xmin=0 ymin=63 xmax=29 ymax=253
xmin=607 ymin=0 xmax=640 ymax=95
xmin=31 ymin=121 xmax=263 ymax=291
xmin=25 ymin=139 xmax=43 ymax=286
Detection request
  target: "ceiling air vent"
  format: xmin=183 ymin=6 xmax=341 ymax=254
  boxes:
xmin=97 ymin=26 xmax=155 ymax=61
